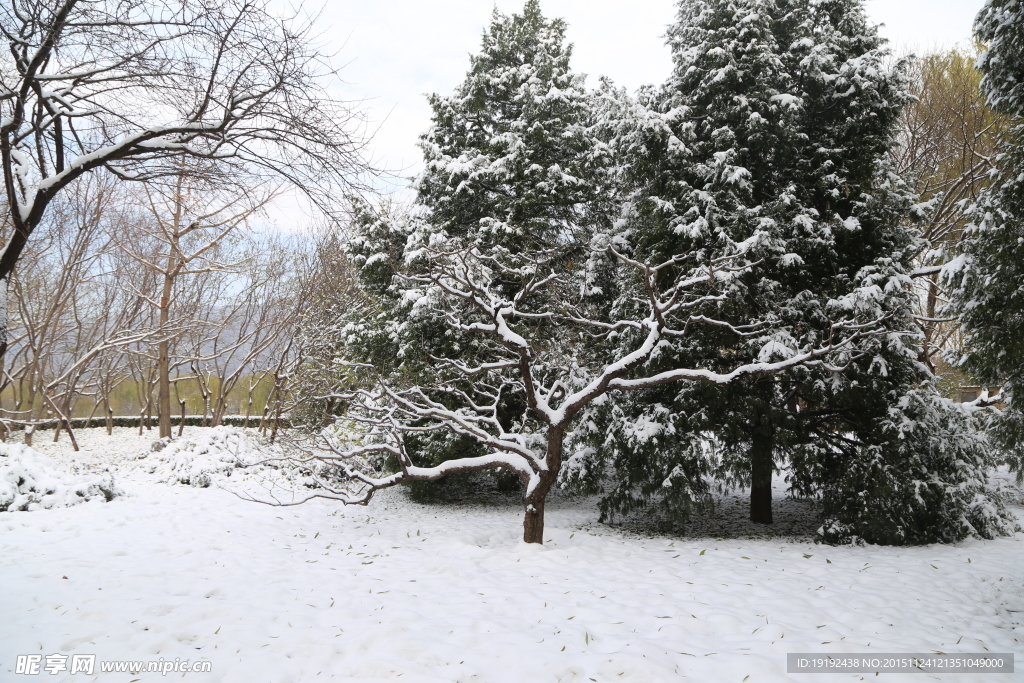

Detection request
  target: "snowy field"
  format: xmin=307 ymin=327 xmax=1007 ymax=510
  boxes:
xmin=1 ymin=427 xmax=1022 ymax=682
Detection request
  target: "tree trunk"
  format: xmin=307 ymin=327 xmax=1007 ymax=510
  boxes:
xmin=523 ymin=470 xmax=556 ymax=544
xmin=156 ymin=180 xmax=186 ymax=438
xmin=157 ymin=335 xmax=171 ymax=438
xmin=45 ymin=394 xmax=78 ymax=451
xmin=522 ymin=426 xmax=564 ymax=544
xmin=86 ymin=398 xmax=100 ymax=427
xmin=198 ymin=374 xmax=211 ymax=427
xmin=0 ymin=274 xmax=7 ymax=361
xmin=523 ymin=492 xmax=548 ymax=544
xmin=920 ymin=272 xmax=939 ymax=374
xmin=749 ymin=424 xmax=774 ymax=525
xmin=0 ymin=276 xmax=7 ymax=443
xmin=211 ymin=397 xmax=223 ymax=427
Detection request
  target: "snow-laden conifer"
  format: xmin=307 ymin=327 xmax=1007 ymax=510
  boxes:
xmin=583 ymin=0 xmax=1014 ymax=544
xmin=294 ymin=1 xmax=891 ymax=544
xmin=947 ymin=0 xmax=1024 ymax=474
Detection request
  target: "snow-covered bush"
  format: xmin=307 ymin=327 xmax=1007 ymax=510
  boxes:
xmin=0 ymin=443 xmax=121 ymax=512
xmin=792 ymin=389 xmax=1019 ymax=545
xmin=149 ymin=427 xmax=254 ymax=487
xmin=147 ymin=426 xmax=335 ymax=492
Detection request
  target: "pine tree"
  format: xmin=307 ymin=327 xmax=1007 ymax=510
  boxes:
xmin=417 ymin=0 xmax=612 ymax=252
xmin=315 ymin=0 xmax=886 ymax=543
xmin=317 ymin=0 xmax=1014 ymax=545
xmin=949 ymin=0 xmax=1024 ymax=472
xmin=338 ymin=0 xmax=612 ymax=486
xmin=581 ymin=0 xmax=1015 ymax=543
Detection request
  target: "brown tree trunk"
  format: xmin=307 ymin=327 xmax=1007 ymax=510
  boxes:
xmin=211 ymin=395 xmax=224 ymax=427
xmin=157 ymin=335 xmax=171 ymax=438
xmin=85 ymin=398 xmax=100 ymax=428
xmin=244 ymin=385 xmax=253 ymax=428
xmin=523 ymin=492 xmax=548 ymax=544
xmin=198 ymin=374 xmax=211 ymax=427
xmin=45 ymin=394 xmax=78 ymax=451
xmin=0 ymin=277 xmax=7 ymax=442
xmin=157 ymin=270 xmax=172 ymax=438
xmin=156 ymin=184 xmax=184 ymax=439
xmin=920 ymin=272 xmax=939 ymax=374
xmin=522 ymin=426 xmax=564 ymax=544
xmin=749 ymin=423 xmax=774 ymax=525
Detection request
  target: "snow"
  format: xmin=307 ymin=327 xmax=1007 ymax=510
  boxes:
xmin=1 ymin=427 xmax=1022 ymax=682
xmin=0 ymin=442 xmax=121 ymax=512
xmin=144 ymin=426 xmax=322 ymax=496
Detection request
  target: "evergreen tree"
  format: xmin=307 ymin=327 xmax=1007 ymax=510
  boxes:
xmin=338 ymin=0 xmax=611 ymax=481
xmin=319 ymin=0 xmax=1014 ymax=545
xmin=417 ymin=0 xmax=611 ymax=253
xmin=319 ymin=1 xmax=873 ymax=543
xmin=949 ymin=0 xmax=1024 ymax=472
xmin=579 ymin=0 xmax=1015 ymax=543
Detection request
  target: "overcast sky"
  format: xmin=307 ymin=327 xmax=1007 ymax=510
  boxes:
xmin=302 ymin=0 xmax=987 ymax=199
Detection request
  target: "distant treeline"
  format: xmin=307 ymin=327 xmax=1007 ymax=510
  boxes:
xmin=1 ymin=373 xmax=276 ymax=423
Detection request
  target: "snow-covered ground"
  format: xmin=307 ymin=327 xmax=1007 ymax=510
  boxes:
xmin=1 ymin=427 xmax=1021 ymax=682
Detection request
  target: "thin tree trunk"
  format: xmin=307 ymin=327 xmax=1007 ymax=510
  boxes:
xmin=44 ymin=394 xmax=78 ymax=451
xmin=259 ymin=371 xmax=281 ymax=435
xmin=156 ymin=177 xmax=186 ymax=438
xmin=270 ymin=408 xmax=280 ymax=442
xmin=23 ymin=372 xmax=38 ymax=446
xmin=0 ymin=274 xmax=8 ymax=361
xmin=920 ymin=272 xmax=939 ymax=374
xmin=196 ymin=371 xmax=211 ymax=427
xmin=244 ymin=382 xmax=253 ymax=428
xmin=749 ymin=423 xmax=774 ymax=525
xmin=0 ymin=358 xmax=6 ymax=442
xmin=157 ymin=329 xmax=171 ymax=438
xmin=258 ymin=402 xmax=270 ymax=435
xmin=0 ymin=277 xmax=7 ymax=444
xmin=211 ymin=397 xmax=223 ymax=427
xmin=86 ymin=398 xmax=100 ymax=427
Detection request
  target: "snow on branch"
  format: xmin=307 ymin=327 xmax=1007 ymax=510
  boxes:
xmin=283 ymin=235 xmax=894 ymax=534
xmin=0 ymin=0 xmax=373 ymax=287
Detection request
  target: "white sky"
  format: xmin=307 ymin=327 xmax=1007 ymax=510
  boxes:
xmin=291 ymin=0 xmax=987 ymax=208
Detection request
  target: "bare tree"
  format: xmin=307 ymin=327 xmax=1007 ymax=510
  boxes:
xmin=896 ymin=48 xmax=1005 ymax=373
xmin=280 ymin=228 xmax=364 ymax=431
xmin=202 ymin=232 xmax=304 ymax=427
xmin=115 ymin=167 xmax=275 ymax=437
xmin=3 ymin=174 xmax=170 ymax=445
xmin=0 ymin=0 xmax=370 ymax=358
xmin=5 ymin=175 xmax=114 ymax=442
